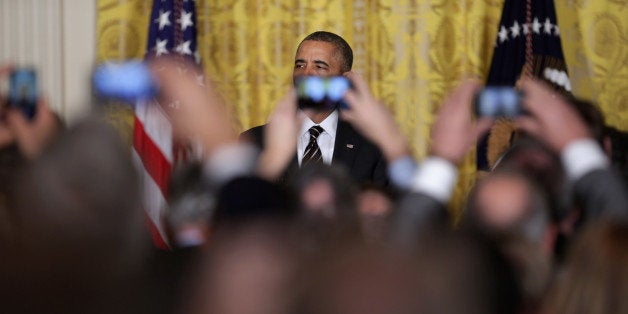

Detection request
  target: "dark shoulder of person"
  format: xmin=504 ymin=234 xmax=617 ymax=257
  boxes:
xmin=239 ymin=125 xmax=265 ymax=149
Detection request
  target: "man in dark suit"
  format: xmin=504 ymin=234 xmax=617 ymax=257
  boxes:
xmin=241 ymin=31 xmax=387 ymax=186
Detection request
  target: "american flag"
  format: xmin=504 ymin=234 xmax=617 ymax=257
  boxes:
xmin=477 ymin=0 xmax=571 ymax=170
xmin=133 ymin=0 xmax=199 ymax=248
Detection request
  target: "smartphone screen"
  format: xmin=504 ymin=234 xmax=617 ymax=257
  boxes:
xmin=9 ymin=69 xmax=38 ymax=119
xmin=92 ymin=61 xmax=158 ymax=103
xmin=474 ymin=87 xmax=523 ymax=118
xmin=296 ymin=76 xmax=351 ymax=111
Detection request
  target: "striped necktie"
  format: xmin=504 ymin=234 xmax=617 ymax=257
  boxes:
xmin=302 ymin=125 xmax=324 ymax=166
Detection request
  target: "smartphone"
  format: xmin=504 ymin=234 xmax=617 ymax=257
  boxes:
xmin=92 ymin=61 xmax=158 ymax=103
xmin=8 ymin=68 xmax=38 ymax=119
xmin=474 ymin=87 xmax=524 ymax=118
xmin=296 ymin=76 xmax=351 ymax=111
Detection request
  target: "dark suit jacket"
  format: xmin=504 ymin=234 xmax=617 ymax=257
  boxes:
xmin=241 ymin=118 xmax=388 ymax=186
xmin=572 ymin=168 xmax=628 ymax=221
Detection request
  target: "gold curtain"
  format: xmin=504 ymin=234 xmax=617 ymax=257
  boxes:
xmin=96 ymin=0 xmax=628 ymax=214
xmin=555 ymin=0 xmax=628 ymax=131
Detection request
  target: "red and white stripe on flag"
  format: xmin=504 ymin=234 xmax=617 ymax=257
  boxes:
xmin=136 ymin=0 xmax=200 ymax=248
xmin=133 ymin=101 xmax=172 ymax=249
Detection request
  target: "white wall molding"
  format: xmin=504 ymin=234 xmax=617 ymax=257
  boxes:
xmin=0 ymin=0 xmax=95 ymax=124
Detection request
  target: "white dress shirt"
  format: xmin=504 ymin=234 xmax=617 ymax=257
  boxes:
xmin=561 ymin=138 xmax=609 ymax=181
xmin=297 ymin=110 xmax=338 ymax=166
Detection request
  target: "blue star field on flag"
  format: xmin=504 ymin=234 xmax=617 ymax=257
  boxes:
xmin=145 ymin=0 xmax=200 ymax=64
xmin=486 ymin=0 xmax=570 ymax=91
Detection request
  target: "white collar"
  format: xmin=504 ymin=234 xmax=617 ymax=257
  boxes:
xmin=300 ymin=110 xmax=338 ymax=138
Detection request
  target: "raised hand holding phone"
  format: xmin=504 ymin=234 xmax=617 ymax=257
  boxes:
xmin=0 ymin=65 xmax=61 ymax=159
xmin=340 ymin=71 xmax=409 ymax=162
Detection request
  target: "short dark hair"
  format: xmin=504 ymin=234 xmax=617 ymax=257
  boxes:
xmin=298 ymin=31 xmax=353 ymax=73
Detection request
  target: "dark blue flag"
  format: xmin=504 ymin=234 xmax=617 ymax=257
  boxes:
xmin=478 ymin=0 xmax=571 ymax=170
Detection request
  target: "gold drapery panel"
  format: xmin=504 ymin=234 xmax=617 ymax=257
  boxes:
xmin=555 ymin=0 xmax=628 ymax=131
xmin=96 ymin=0 xmax=628 ymax=214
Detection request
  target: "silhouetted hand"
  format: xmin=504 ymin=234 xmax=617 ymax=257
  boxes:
xmin=0 ymin=64 xmax=13 ymax=148
xmin=257 ymin=89 xmax=306 ymax=180
xmin=5 ymin=97 xmax=61 ymax=159
xmin=148 ymin=57 xmax=237 ymax=157
xmin=516 ymin=78 xmax=590 ymax=152
xmin=430 ymin=80 xmax=493 ymax=164
xmin=341 ymin=71 xmax=409 ymax=162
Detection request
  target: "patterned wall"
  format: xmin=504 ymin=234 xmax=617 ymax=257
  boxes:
xmin=556 ymin=0 xmax=628 ymax=129
xmin=96 ymin=0 xmax=628 ymax=213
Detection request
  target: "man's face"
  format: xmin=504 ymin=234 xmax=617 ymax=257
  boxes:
xmin=293 ymin=40 xmax=343 ymax=84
